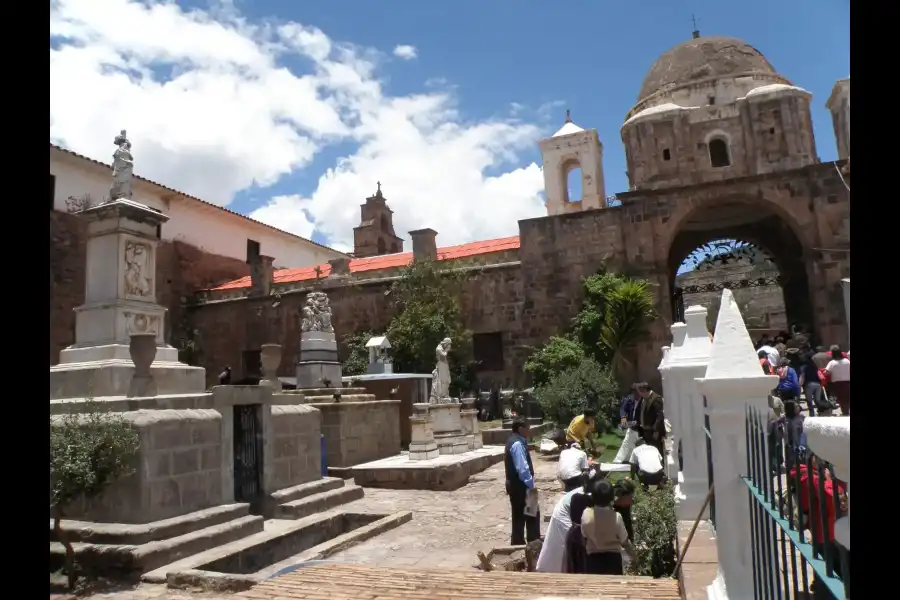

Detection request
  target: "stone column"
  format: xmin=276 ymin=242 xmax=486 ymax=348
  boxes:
xmin=697 ymin=290 xmax=777 ymax=600
xmin=408 ymin=403 xmax=439 ymax=461
xmin=803 ymin=416 xmax=850 ymax=552
xmin=660 ymin=306 xmax=712 ymax=520
xmin=260 ymin=344 xmax=283 ymax=391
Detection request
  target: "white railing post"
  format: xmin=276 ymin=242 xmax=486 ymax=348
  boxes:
xmin=697 ymin=290 xmax=777 ymax=600
xmin=803 ymin=416 xmax=851 ymax=551
xmin=658 ymin=344 xmax=673 ymax=478
xmin=661 ymin=305 xmax=712 ymax=520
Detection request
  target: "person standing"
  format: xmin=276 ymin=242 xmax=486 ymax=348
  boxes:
xmin=505 ymin=418 xmax=540 ymax=545
xmin=581 ymin=479 xmax=637 ymax=575
xmin=635 ymin=383 xmax=665 ymax=457
xmin=825 ymin=345 xmax=851 ymax=416
xmin=536 ymin=485 xmax=585 ymax=573
xmin=613 ymin=385 xmax=641 ymax=464
xmin=798 ymin=349 xmax=823 ymax=416
xmin=558 ymin=442 xmax=589 ymax=492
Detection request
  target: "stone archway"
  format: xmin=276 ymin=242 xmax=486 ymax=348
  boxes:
xmin=664 ymin=197 xmax=815 ymax=340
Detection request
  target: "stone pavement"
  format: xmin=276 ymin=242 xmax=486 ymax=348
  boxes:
xmin=49 ymin=453 xmax=669 ymax=599
xmin=237 ymin=563 xmax=681 ymax=599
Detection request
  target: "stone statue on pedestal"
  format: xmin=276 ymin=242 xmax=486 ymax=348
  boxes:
xmin=428 ymin=337 xmax=452 ymax=404
xmin=109 ymin=130 xmax=134 ymax=201
xmin=301 ymin=291 xmax=334 ymax=333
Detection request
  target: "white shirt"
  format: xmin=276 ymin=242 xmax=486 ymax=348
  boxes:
xmin=758 ymin=345 xmax=780 ymax=367
xmin=536 ymin=489 xmax=580 ymax=573
xmin=558 ymin=446 xmax=589 ymax=480
xmin=826 ymin=358 xmax=851 ymax=382
xmin=630 ymin=444 xmax=663 ymax=474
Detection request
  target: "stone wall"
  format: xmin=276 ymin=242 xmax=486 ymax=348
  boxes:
xmin=50 ymin=209 xmax=250 ymax=365
xmin=266 ymin=404 xmax=323 ymax=492
xmin=56 ymin=409 xmax=227 ymax=524
xmin=313 ymin=401 xmax=401 ymax=468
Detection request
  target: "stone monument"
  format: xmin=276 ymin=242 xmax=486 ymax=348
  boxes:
xmin=296 ymin=291 xmax=343 ymax=389
xmin=50 ymin=131 xmax=205 ymax=399
xmin=428 ymin=337 xmax=453 ymax=404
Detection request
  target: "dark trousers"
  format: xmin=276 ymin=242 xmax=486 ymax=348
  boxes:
xmin=585 ymin=551 xmax=624 ymax=575
xmin=563 ymin=476 xmax=583 ymax=492
xmin=507 ymin=484 xmax=540 ymax=545
xmin=803 ymin=382 xmax=822 ymax=416
xmin=615 ymin=505 xmax=634 ymax=541
xmin=638 ymin=469 xmax=665 ymax=487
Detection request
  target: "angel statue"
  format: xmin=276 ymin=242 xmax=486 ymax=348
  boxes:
xmin=109 ymin=130 xmax=134 ymax=201
xmin=428 ymin=337 xmax=453 ymax=404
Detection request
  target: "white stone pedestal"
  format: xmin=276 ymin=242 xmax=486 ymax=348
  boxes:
xmin=430 ymin=402 xmax=468 ymax=455
xmin=408 ymin=403 xmax=439 ymax=461
xmin=296 ymin=331 xmax=343 ymax=389
xmin=459 ymin=398 xmax=483 ymax=450
xmin=50 ymin=199 xmax=205 ymax=399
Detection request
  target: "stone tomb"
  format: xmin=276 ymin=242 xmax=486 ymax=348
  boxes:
xmin=348 ymin=400 xmax=502 ymax=491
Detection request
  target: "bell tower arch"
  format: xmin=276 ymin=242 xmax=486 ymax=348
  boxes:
xmin=538 ymin=111 xmax=607 ymax=216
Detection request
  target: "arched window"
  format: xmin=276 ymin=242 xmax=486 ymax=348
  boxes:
xmin=708 ymin=138 xmax=731 ymax=168
xmin=380 ymin=214 xmax=390 ymax=232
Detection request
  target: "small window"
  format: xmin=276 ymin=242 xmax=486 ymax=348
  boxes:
xmin=246 ymin=239 xmax=261 ymax=263
xmin=473 ymin=332 xmax=504 ymax=372
xmin=769 ymin=127 xmax=776 ymax=135
xmin=708 ymin=96 xmax=716 ymax=106
xmin=708 ymin=138 xmax=731 ymax=168
xmin=662 ymin=149 xmax=671 ymax=161
xmin=50 ymin=174 xmax=56 ymax=211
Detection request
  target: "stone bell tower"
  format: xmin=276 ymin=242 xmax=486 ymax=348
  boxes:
xmin=353 ymin=182 xmax=404 ymax=257
xmin=538 ymin=111 xmax=607 ymax=216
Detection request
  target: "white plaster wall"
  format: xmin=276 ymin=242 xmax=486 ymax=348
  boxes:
xmin=51 ymin=149 xmax=343 ymax=269
xmin=630 ymin=74 xmax=788 ymax=117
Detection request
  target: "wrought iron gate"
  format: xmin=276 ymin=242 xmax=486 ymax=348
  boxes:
xmin=233 ymin=404 xmax=263 ymax=511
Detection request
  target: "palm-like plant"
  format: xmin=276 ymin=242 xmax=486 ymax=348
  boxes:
xmin=598 ymin=278 xmax=657 ymax=379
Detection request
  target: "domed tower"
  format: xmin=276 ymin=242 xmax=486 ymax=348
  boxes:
xmin=621 ymin=34 xmax=818 ymax=191
xmin=353 ymin=183 xmax=404 ymax=258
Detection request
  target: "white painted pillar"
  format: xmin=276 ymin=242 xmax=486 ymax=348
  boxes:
xmin=661 ymin=306 xmax=712 ymax=520
xmin=698 ymin=290 xmax=778 ymax=600
xmin=657 ymin=346 xmax=673 ymax=478
xmin=803 ymin=417 xmax=850 ymax=551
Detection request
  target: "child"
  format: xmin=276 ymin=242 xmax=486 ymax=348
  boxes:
xmin=581 ymin=479 xmax=637 ymax=575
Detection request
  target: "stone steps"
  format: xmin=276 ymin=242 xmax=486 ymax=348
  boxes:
xmin=49 ymin=513 xmax=264 ymax=576
xmin=268 ymin=477 xmax=346 ymax=509
xmin=274 ymin=484 xmax=365 ymax=520
xmin=48 ymin=503 xmax=250 ymax=545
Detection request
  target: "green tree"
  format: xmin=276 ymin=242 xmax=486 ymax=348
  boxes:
xmin=599 ymin=277 xmax=657 ymax=380
xmin=341 ymin=330 xmax=374 ymax=377
xmin=533 ymin=357 xmax=618 ymax=430
xmin=524 ymin=336 xmax=585 ymax=387
xmin=50 ymin=401 xmax=140 ymax=589
xmin=385 ymin=259 xmax=473 ymax=396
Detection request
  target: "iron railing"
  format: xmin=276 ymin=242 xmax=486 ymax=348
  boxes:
xmin=743 ymin=406 xmax=850 ymax=599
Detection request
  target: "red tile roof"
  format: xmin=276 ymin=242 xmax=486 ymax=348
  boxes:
xmin=50 ymin=143 xmax=344 ymax=256
xmin=210 ymin=235 xmax=521 ymax=291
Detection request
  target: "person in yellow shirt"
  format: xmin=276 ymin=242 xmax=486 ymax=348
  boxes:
xmin=566 ymin=409 xmax=598 ymax=455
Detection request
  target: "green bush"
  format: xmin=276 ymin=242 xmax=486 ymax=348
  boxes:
xmin=533 ymin=357 xmax=618 ymax=430
xmin=524 ymin=336 xmax=585 ymax=387
xmin=628 ymin=482 xmax=678 ymax=578
xmin=341 ymin=330 xmax=374 ymax=377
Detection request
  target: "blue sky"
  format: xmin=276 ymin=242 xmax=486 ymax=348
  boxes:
xmin=50 ymin=0 xmax=849 ymax=254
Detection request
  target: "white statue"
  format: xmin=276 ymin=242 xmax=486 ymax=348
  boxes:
xmin=301 ymin=291 xmax=334 ymax=333
xmin=109 ymin=130 xmax=134 ymax=201
xmin=428 ymin=337 xmax=452 ymax=404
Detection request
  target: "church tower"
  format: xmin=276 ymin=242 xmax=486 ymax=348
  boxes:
xmin=538 ymin=111 xmax=607 ymax=216
xmin=352 ymin=183 xmax=404 ymax=258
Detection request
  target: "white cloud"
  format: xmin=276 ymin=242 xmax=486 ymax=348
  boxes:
xmin=392 ymin=44 xmax=418 ymax=61
xmin=50 ymin=0 xmax=548 ymax=248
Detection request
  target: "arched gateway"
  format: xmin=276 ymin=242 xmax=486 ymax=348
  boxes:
xmin=518 ymin=34 xmax=849 ymax=385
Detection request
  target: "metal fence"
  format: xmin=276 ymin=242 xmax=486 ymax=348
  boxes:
xmin=743 ymin=406 xmax=850 ymax=599
xmin=702 ymin=395 xmax=716 ymax=527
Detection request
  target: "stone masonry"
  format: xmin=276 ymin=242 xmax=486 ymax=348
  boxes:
xmin=315 ymin=400 xmax=401 ymax=468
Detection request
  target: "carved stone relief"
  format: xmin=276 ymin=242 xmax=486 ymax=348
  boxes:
xmin=124 ymin=240 xmax=153 ymax=298
xmin=123 ymin=311 xmax=160 ymax=336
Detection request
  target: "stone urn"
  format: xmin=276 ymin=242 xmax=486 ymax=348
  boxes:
xmin=129 ymin=333 xmax=157 ymax=377
xmin=260 ymin=344 xmax=283 ymax=390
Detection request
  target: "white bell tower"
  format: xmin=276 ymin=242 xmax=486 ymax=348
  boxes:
xmin=538 ymin=111 xmax=607 ymax=216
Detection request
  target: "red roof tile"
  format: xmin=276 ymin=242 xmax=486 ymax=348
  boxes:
xmin=210 ymin=235 xmax=520 ymax=291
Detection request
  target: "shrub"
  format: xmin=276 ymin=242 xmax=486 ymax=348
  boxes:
xmin=628 ymin=482 xmax=678 ymax=578
xmin=341 ymin=330 xmax=374 ymax=377
xmin=533 ymin=357 xmax=618 ymax=430
xmin=524 ymin=336 xmax=585 ymax=387
xmin=50 ymin=401 xmax=140 ymax=589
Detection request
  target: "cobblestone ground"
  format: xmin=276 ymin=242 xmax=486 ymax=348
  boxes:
xmin=50 ymin=454 xmax=567 ymax=600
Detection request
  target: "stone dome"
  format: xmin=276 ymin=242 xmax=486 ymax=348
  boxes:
xmin=638 ymin=36 xmax=780 ymax=102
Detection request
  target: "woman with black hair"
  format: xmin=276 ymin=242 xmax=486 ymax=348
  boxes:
xmin=825 ymin=345 xmax=851 ymax=416
xmin=581 ymin=478 xmax=637 ymax=575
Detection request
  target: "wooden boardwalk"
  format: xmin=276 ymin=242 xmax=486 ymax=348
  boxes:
xmin=236 ymin=563 xmax=682 ymax=600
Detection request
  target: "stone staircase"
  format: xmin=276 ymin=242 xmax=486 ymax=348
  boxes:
xmin=49 ymin=503 xmax=264 ymax=576
xmin=271 ymin=477 xmax=365 ymax=520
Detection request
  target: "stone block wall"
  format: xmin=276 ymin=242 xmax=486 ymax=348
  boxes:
xmin=313 ymin=400 xmax=401 ymax=468
xmin=56 ymin=409 xmax=228 ymax=524
xmin=50 ymin=209 xmax=250 ymax=365
xmin=265 ymin=404 xmax=323 ymax=492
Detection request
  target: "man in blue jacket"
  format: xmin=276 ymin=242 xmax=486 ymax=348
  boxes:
xmin=775 ymin=358 xmax=801 ymax=403
xmin=505 ymin=417 xmax=540 ymax=544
